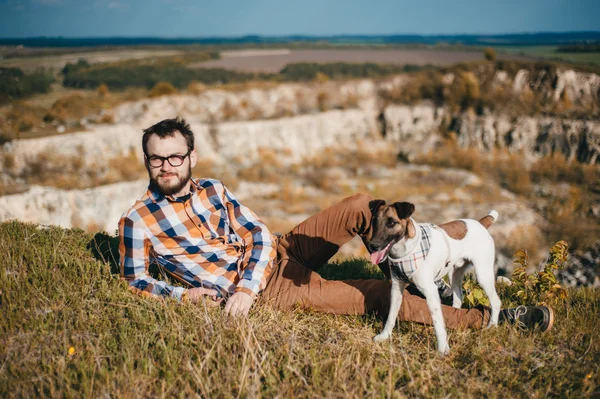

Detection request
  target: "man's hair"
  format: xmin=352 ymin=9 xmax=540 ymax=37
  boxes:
xmin=142 ymin=117 xmax=194 ymax=155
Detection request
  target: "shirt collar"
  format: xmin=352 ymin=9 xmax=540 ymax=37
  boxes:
xmin=148 ymin=178 xmax=200 ymax=203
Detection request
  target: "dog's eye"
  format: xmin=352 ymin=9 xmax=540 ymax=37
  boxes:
xmin=386 ymin=219 xmax=398 ymax=227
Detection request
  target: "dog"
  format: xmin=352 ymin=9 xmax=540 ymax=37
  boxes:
xmin=367 ymin=200 xmax=501 ymax=355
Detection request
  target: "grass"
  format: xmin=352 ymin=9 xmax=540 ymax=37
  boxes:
xmin=497 ymin=45 xmax=600 ymax=66
xmin=1 ymin=221 xmax=599 ymax=397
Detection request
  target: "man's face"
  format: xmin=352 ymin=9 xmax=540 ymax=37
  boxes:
xmin=145 ymin=131 xmax=197 ymax=197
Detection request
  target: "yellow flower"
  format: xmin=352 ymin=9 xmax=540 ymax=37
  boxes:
xmin=68 ymin=347 xmax=75 ymax=356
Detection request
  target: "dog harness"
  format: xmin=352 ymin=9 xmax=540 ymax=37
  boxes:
xmin=387 ymin=224 xmax=435 ymax=283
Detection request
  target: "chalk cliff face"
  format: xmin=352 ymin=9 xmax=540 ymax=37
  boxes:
xmin=0 ymin=109 xmax=378 ymax=180
xmin=450 ymin=113 xmax=600 ymax=164
xmin=2 ymin=103 xmax=599 ymax=183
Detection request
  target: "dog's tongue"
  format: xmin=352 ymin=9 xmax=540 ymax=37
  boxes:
xmin=370 ymin=242 xmax=393 ymax=265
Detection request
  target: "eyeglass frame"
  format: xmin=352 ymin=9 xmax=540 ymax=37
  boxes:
xmin=144 ymin=150 xmax=192 ymax=168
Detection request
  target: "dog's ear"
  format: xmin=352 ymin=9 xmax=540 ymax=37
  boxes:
xmin=407 ymin=219 xmax=417 ymax=239
xmin=392 ymin=202 xmax=415 ymax=219
xmin=368 ymin=199 xmax=386 ymax=216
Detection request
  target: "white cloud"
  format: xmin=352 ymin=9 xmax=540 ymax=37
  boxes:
xmin=33 ymin=0 xmax=61 ymax=5
xmin=107 ymin=1 xmax=128 ymax=8
xmin=0 ymin=0 xmax=25 ymax=9
xmin=93 ymin=0 xmax=129 ymax=9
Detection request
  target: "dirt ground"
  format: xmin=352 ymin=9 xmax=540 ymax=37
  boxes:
xmin=190 ymin=48 xmax=533 ymax=73
xmin=0 ymin=49 xmax=183 ymax=72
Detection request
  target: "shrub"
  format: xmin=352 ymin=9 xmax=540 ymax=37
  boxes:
xmin=446 ymin=71 xmax=481 ymax=111
xmin=0 ymin=67 xmax=54 ymax=104
xmin=379 ymin=71 xmax=445 ymax=106
xmin=220 ymin=99 xmax=240 ymax=120
xmin=531 ymin=153 xmax=599 ymax=185
xmin=317 ymin=91 xmax=329 ymax=112
xmin=415 ymin=140 xmax=532 ymax=195
xmin=62 ymin=58 xmax=257 ymax=91
xmin=314 ymin=72 xmax=330 ymax=83
xmin=98 ymin=112 xmax=115 ymax=124
xmin=187 ymin=81 xmax=207 ymax=95
xmin=279 ymin=62 xmax=429 ymax=82
xmin=149 ymin=82 xmax=177 ymax=98
xmin=484 ymin=47 xmax=497 ymax=62
xmin=97 ymin=83 xmax=109 ymax=97
xmin=51 ymin=93 xmax=96 ymax=122
xmin=507 ymin=241 xmax=569 ymax=306
xmin=2 ymin=101 xmax=47 ymax=137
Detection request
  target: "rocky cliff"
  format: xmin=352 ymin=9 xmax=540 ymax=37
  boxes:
xmin=0 ymin=67 xmax=598 ymax=286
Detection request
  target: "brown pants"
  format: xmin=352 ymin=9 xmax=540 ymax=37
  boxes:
xmin=261 ymin=194 xmax=490 ymax=329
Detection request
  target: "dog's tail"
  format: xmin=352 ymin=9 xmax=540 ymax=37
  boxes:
xmin=479 ymin=210 xmax=498 ymax=229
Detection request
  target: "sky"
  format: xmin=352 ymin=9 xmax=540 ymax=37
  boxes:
xmin=0 ymin=0 xmax=599 ymax=38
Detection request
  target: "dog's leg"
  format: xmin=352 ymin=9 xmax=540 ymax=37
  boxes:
xmin=374 ymin=278 xmax=406 ymax=342
xmin=472 ymin=252 xmax=502 ymax=326
xmin=414 ymin=278 xmax=450 ymax=355
xmin=450 ymin=263 xmax=468 ymax=309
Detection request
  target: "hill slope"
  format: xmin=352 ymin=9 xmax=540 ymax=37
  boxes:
xmin=1 ymin=221 xmax=598 ymax=397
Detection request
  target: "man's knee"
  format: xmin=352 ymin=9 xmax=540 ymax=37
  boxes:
xmin=342 ymin=193 xmax=373 ymax=209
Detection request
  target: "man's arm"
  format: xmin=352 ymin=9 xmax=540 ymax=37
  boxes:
xmin=118 ymin=212 xmax=187 ymax=301
xmin=221 ymin=184 xmax=277 ymax=315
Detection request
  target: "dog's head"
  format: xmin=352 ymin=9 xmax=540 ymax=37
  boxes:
xmin=368 ymin=200 xmax=416 ymax=264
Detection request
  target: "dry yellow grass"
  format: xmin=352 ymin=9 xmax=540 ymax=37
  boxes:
xmin=0 ymin=221 xmax=598 ymax=398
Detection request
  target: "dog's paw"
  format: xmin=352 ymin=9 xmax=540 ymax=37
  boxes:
xmin=437 ymin=344 xmax=450 ymax=356
xmin=373 ymin=333 xmax=390 ymax=342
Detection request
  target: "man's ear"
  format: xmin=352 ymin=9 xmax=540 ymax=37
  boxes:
xmin=368 ymin=199 xmax=386 ymax=216
xmin=189 ymin=149 xmax=198 ymax=169
xmin=407 ymin=219 xmax=417 ymax=239
xmin=392 ymin=202 xmax=415 ymax=219
xmin=143 ymin=154 xmax=150 ymax=172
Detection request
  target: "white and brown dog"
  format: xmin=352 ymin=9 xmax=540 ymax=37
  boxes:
xmin=367 ymin=200 xmax=501 ymax=355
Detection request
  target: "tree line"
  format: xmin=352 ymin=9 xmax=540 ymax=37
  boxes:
xmin=556 ymin=44 xmax=600 ymax=53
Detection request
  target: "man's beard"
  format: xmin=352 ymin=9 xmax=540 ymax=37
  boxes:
xmin=149 ymin=165 xmax=192 ymax=196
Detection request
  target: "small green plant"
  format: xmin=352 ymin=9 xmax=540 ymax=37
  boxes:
xmin=509 ymin=240 xmax=569 ymax=306
xmin=462 ymin=273 xmax=490 ymax=307
xmin=461 ymin=240 xmax=570 ymax=308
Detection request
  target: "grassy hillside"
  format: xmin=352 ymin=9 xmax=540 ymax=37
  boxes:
xmin=498 ymin=45 xmax=600 ymax=66
xmin=1 ymin=221 xmax=599 ymax=397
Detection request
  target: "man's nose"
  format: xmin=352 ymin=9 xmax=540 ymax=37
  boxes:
xmin=161 ymin=160 xmax=174 ymax=171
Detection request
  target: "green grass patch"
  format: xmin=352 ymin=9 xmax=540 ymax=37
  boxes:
xmin=497 ymin=45 xmax=600 ymax=67
xmin=1 ymin=221 xmax=599 ymax=397
xmin=0 ymin=67 xmax=54 ymax=105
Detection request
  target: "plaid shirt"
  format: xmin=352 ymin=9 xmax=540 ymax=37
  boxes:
xmin=386 ymin=224 xmax=433 ymax=283
xmin=119 ymin=178 xmax=277 ymax=301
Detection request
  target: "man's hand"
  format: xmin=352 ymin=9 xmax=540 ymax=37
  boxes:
xmin=185 ymin=287 xmax=223 ymax=306
xmin=224 ymin=292 xmax=254 ymax=317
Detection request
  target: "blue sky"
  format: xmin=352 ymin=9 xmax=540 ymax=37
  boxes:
xmin=0 ymin=0 xmax=599 ymax=38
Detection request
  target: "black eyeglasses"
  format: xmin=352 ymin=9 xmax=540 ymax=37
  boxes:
xmin=145 ymin=150 xmax=191 ymax=168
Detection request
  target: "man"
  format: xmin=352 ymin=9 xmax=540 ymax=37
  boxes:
xmin=119 ymin=117 xmax=554 ymax=332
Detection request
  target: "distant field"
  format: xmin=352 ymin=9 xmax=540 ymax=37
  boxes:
xmin=0 ymin=49 xmax=183 ymax=72
xmin=190 ymin=48 xmax=534 ymax=73
xmin=498 ymin=45 xmax=600 ymax=66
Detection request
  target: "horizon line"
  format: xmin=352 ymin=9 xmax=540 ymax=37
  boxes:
xmin=1 ymin=30 xmax=600 ymax=40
